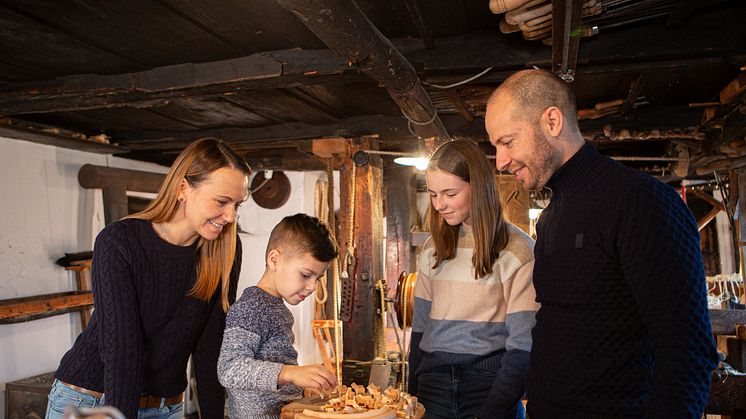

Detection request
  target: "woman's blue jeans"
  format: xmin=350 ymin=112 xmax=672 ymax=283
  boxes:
xmin=45 ymin=379 xmax=184 ymax=419
xmin=417 ymin=365 xmax=526 ymax=419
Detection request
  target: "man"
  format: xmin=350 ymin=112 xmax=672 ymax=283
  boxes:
xmin=485 ymin=69 xmax=718 ymax=418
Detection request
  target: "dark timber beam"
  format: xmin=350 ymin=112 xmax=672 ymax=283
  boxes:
xmin=551 ymin=0 xmax=584 ymax=82
xmin=275 ymin=0 xmax=449 ymax=140
xmin=111 ymin=104 xmax=712 ymax=154
xmin=710 ymin=309 xmax=746 ymax=335
xmin=115 ymin=115 xmax=414 ymax=150
xmin=403 ymin=0 xmax=432 ymax=48
xmin=246 ymin=156 xmax=328 ymax=171
xmin=0 ymin=6 xmax=742 ymax=116
xmin=0 ymin=49 xmax=366 ymax=115
xmin=78 ymin=164 xmax=165 ymax=224
xmin=666 ymin=0 xmax=698 ymax=28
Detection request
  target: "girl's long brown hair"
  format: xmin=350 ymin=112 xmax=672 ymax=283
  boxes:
xmin=427 ymin=139 xmax=509 ymax=278
xmin=127 ymin=138 xmax=251 ymax=311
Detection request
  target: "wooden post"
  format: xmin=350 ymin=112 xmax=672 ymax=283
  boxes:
xmin=551 ymin=0 xmax=584 ymax=82
xmin=738 ymin=168 xmax=746 ymax=304
xmin=65 ymin=260 xmax=93 ymax=330
xmin=337 ymin=136 xmax=384 ymax=364
xmin=497 ymin=174 xmax=531 ymax=235
xmin=78 ymin=164 xmax=165 ymax=225
xmin=384 ymin=160 xmax=417 ymax=296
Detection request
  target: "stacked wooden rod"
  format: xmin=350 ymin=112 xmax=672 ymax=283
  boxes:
xmin=584 ymin=126 xmax=706 ymax=142
xmin=577 ymin=98 xmax=624 ymax=120
xmin=490 ymin=0 xmax=602 ymax=43
xmin=490 ymin=0 xmax=730 ymax=44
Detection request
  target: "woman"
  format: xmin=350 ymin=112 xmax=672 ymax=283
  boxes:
xmin=408 ymin=140 xmax=538 ymax=419
xmin=46 ymin=138 xmax=251 ymax=419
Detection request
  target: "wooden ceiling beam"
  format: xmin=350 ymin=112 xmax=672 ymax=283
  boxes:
xmin=666 ymin=0 xmax=698 ymax=28
xmin=114 ymin=115 xmax=414 ymax=150
xmin=0 ymin=6 xmax=742 ymax=116
xmin=0 ymin=49 xmax=365 ymax=115
xmin=275 ymin=0 xmax=449 ymax=141
xmin=402 ymin=0 xmax=433 ymax=48
xmin=246 ymin=156 xmax=328 ymax=171
xmin=112 ymin=104 xmax=711 ymax=158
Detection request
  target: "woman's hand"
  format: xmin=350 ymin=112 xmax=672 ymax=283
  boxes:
xmin=279 ymin=364 xmax=337 ymax=390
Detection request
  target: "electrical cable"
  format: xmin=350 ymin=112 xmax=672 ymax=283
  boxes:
xmin=423 ymin=66 xmax=495 ymax=89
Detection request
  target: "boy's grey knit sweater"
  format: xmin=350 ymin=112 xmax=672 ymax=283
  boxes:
xmin=218 ymin=286 xmax=303 ymax=418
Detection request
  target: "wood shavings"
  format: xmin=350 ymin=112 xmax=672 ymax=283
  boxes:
xmin=320 ymin=383 xmax=417 ymax=418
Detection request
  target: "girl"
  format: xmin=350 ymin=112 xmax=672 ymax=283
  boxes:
xmin=409 ymin=139 xmax=538 ymax=419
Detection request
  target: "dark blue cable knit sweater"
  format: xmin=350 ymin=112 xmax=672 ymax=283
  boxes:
xmin=526 ymin=143 xmax=718 ymax=418
xmin=54 ymin=218 xmax=240 ymax=419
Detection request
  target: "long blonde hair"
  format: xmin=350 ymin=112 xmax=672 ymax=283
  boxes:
xmin=427 ymin=139 xmax=509 ymax=278
xmin=128 ymin=138 xmax=251 ymax=311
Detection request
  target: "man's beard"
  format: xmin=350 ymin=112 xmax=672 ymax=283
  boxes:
xmin=524 ymin=131 xmax=562 ymax=191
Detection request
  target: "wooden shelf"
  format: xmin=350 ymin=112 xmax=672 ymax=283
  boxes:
xmin=0 ymin=125 xmax=127 ymax=154
xmin=0 ymin=291 xmax=93 ymax=324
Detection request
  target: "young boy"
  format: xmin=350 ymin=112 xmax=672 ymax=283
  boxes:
xmin=218 ymin=213 xmax=339 ymax=418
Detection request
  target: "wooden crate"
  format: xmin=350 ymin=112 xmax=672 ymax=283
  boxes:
xmin=5 ymin=371 xmax=55 ymax=419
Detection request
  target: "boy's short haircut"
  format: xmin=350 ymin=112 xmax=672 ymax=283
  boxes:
xmin=265 ymin=213 xmax=338 ymax=262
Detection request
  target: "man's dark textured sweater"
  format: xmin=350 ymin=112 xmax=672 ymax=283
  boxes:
xmin=526 ymin=143 xmax=718 ymax=418
xmin=55 ymin=218 xmax=240 ymax=419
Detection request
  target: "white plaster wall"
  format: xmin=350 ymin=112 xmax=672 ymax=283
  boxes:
xmin=0 ymin=136 xmax=340 ymax=415
xmin=0 ymin=137 xmax=170 ymax=414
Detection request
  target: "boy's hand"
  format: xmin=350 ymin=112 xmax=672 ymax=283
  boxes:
xmin=279 ymin=364 xmax=337 ymax=390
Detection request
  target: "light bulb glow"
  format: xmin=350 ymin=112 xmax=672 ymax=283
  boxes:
xmin=394 ymin=157 xmax=429 ymax=171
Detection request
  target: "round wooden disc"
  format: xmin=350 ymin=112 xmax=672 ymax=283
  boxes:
xmin=394 ymin=272 xmax=417 ymax=326
xmin=251 ymin=171 xmax=291 ymax=209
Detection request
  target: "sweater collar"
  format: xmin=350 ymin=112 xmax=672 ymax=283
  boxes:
xmin=546 ymin=142 xmax=607 ymax=197
xmin=458 ymin=223 xmax=474 ymax=241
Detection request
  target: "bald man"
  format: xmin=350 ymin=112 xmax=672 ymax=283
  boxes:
xmin=485 ymin=69 xmax=718 ymax=418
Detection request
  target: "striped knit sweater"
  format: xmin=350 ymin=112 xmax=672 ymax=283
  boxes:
xmin=409 ymin=223 xmax=538 ymax=418
xmin=218 ymin=286 xmax=303 ymax=418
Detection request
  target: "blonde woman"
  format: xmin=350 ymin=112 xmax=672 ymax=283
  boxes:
xmin=409 ymin=140 xmax=538 ymax=419
xmin=47 ymin=138 xmax=251 ymax=419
